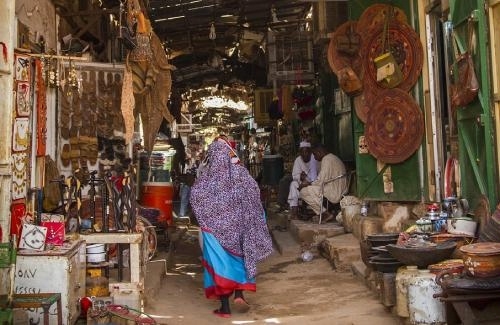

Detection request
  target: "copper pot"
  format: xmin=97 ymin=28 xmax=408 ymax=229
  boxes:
xmin=460 ymin=242 xmax=500 ymax=278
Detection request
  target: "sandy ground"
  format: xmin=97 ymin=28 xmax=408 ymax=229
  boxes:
xmin=144 ymin=227 xmax=400 ymax=325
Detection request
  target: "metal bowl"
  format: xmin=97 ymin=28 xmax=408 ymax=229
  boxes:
xmin=369 ymin=258 xmax=404 ymax=273
xmin=386 ymin=241 xmax=457 ymax=269
xmin=366 ymin=233 xmax=400 ymax=247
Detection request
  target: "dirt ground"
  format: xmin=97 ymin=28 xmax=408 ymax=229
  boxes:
xmin=144 ymin=226 xmax=400 ymax=325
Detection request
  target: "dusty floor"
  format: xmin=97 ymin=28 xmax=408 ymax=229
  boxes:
xmin=144 ymin=224 xmax=400 ymax=325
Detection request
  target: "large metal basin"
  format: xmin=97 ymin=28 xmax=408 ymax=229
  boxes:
xmin=386 ymin=241 xmax=457 ymax=269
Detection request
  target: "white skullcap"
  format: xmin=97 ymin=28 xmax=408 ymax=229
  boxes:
xmin=299 ymin=141 xmax=311 ymax=148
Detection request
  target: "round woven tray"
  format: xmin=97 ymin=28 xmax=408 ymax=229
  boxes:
xmin=327 ymin=21 xmax=362 ymax=75
xmin=361 ymin=20 xmax=423 ymax=92
xmin=364 ymin=88 xmax=424 ymax=164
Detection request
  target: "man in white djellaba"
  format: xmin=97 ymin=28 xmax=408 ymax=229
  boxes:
xmin=288 ymin=141 xmax=319 ymax=219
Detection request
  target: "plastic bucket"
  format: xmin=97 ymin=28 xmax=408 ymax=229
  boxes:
xmin=262 ymin=155 xmax=284 ymax=186
xmin=141 ymin=182 xmax=174 ymax=225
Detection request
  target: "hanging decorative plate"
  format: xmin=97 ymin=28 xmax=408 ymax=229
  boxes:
xmin=364 ymin=89 xmax=424 ymax=164
xmin=327 ymin=21 xmax=362 ymax=76
xmin=16 ymin=81 xmax=31 ymax=117
xmin=12 ymin=117 xmax=30 ymax=152
xmin=357 ymin=4 xmax=408 ymax=38
xmin=361 ymin=21 xmax=423 ymax=92
xmin=11 ymin=152 xmax=28 ymax=200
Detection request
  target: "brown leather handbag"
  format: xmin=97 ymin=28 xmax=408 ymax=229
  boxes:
xmin=338 ymin=66 xmax=363 ymax=96
xmin=450 ymin=23 xmax=479 ymax=109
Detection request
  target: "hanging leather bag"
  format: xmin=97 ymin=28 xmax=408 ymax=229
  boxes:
xmin=450 ymin=21 xmax=479 ymax=109
xmin=338 ymin=66 xmax=363 ymax=96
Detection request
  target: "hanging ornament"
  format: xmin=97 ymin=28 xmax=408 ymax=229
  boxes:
xmin=209 ymin=23 xmax=216 ymax=40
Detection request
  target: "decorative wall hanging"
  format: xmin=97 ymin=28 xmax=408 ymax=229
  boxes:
xmin=16 ymin=81 xmax=31 ymax=116
xmin=328 ymin=21 xmax=362 ymax=76
xmin=15 ymin=54 xmax=30 ymax=81
xmin=19 ymin=223 xmax=47 ymax=251
xmin=361 ymin=20 xmax=423 ymax=92
xmin=357 ymin=4 xmax=408 ymax=37
xmin=11 ymin=152 xmax=28 ymax=200
xmin=364 ymin=89 xmax=424 ymax=164
xmin=334 ymin=21 xmax=361 ymax=56
xmin=36 ymin=59 xmax=47 ymax=156
xmin=12 ymin=117 xmax=30 ymax=152
xmin=10 ymin=199 xmax=26 ymax=241
xmin=40 ymin=213 xmax=65 ymax=246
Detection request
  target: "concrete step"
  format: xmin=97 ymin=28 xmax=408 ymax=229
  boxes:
xmin=289 ymin=219 xmax=345 ymax=246
xmin=317 ymin=233 xmax=361 ymax=272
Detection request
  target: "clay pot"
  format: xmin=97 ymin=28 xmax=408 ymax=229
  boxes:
xmin=460 ymin=242 xmax=500 ymax=278
xmin=428 ymin=259 xmax=464 ymax=275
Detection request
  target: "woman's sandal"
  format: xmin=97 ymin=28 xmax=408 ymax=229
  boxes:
xmin=233 ymin=297 xmax=250 ymax=313
xmin=213 ymin=309 xmax=231 ymax=318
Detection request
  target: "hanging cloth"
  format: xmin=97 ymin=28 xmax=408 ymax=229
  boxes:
xmin=35 ymin=59 xmax=47 ymax=157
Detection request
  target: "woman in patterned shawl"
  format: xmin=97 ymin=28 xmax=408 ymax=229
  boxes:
xmin=190 ymin=137 xmax=273 ymax=318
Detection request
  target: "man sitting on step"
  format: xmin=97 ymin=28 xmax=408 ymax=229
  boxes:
xmin=299 ymin=143 xmax=346 ymax=223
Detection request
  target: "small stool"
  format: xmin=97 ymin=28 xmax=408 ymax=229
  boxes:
xmin=12 ymin=293 xmax=62 ymax=325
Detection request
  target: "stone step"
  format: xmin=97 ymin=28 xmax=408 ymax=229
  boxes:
xmin=317 ymin=233 xmax=361 ymax=272
xmin=288 ymin=220 xmax=345 ymax=246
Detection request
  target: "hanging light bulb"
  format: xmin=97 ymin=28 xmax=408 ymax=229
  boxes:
xmin=209 ymin=23 xmax=216 ymax=40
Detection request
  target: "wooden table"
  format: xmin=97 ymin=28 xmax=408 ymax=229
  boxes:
xmin=440 ymin=293 xmax=500 ymax=325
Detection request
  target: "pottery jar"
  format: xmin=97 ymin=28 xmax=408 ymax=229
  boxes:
xmin=460 ymin=242 xmax=500 ymax=278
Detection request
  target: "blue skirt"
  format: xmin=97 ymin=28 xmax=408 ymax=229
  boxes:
xmin=201 ymin=230 xmax=256 ymax=299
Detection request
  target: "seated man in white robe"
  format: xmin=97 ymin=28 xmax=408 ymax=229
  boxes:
xmin=288 ymin=141 xmax=319 ymax=218
xmin=299 ymin=143 xmax=346 ymax=223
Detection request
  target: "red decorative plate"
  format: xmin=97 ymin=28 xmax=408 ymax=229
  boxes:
xmin=361 ymin=21 xmax=423 ymax=92
xmin=364 ymin=89 xmax=424 ymax=164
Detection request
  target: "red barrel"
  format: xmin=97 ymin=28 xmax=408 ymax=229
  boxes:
xmin=141 ymin=182 xmax=174 ymax=225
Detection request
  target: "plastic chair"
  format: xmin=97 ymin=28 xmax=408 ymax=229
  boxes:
xmin=318 ymin=170 xmax=355 ymax=224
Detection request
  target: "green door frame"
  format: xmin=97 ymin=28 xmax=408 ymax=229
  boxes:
xmin=450 ymin=0 xmax=498 ymax=210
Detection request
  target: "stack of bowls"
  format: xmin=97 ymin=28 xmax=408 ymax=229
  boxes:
xmin=86 ymin=243 xmax=106 ymax=263
xmin=367 ymin=233 xmax=402 ymax=273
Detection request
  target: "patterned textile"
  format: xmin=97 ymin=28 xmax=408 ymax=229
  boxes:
xmin=190 ymin=140 xmax=273 ymax=279
xmin=120 ymin=67 xmax=135 ymax=144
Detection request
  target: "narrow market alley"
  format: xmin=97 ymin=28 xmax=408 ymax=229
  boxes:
xmin=143 ymin=209 xmax=399 ymax=325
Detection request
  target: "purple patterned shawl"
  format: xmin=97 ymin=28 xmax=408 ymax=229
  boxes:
xmin=190 ymin=140 xmax=273 ymax=278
